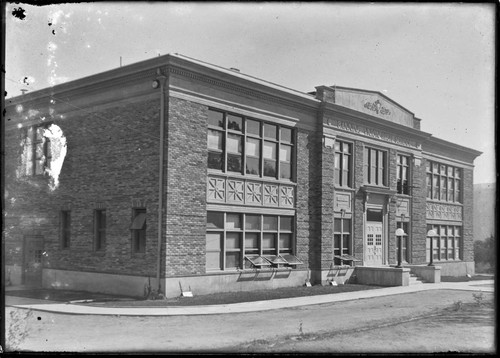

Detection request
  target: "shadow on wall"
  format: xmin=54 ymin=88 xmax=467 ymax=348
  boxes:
xmin=307 ymin=132 xmax=322 ymax=283
xmin=237 ymin=269 xmax=292 ymax=282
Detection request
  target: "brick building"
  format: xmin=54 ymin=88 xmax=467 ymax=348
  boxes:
xmin=4 ymin=54 xmax=481 ymax=297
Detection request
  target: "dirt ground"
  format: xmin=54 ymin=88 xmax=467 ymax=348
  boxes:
xmin=4 ymin=289 xmax=495 ymax=353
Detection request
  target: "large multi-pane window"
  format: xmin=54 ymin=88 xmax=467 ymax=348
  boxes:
xmin=334 ymin=141 xmax=352 ymax=188
xmin=207 ymin=109 xmax=294 ymax=180
xmin=426 ymin=225 xmax=461 ymax=261
xmin=426 ymin=161 xmax=462 ymax=203
xmin=60 ymin=210 xmax=71 ymax=249
xmin=94 ymin=209 xmax=106 ymax=251
xmin=396 ymin=221 xmax=409 ymax=262
xmin=363 ymin=147 xmax=387 ymax=186
xmin=397 ymin=155 xmax=410 ymax=195
xmin=206 ymin=212 xmax=295 ymax=271
xmin=333 ymin=218 xmax=352 ymax=265
xmin=22 ymin=124 xmax=52 ymax=176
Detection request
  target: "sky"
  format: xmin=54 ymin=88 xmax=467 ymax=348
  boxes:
xmin=4 ymin=2 xmax=496 ymax=184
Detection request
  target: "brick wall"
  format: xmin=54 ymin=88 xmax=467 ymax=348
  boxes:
xmin=462 ymin=167 xmax=474 ymax=262
xmin=353 ymin=141 xmax=365 ymax=263
xmin=4 ymin=99 xmax=163 ymax=278
xmin=165 ymin=97 xmax=208 ymax=276
xmin=387 ymin=149 xmax=398 ymax=264
xmin=319 ymin=135 xmax=335 ymax=270
xmin=411 ymin=157 xmax=428 ymax=264
xmin=296 ymin=128 xmax=319 ymax=271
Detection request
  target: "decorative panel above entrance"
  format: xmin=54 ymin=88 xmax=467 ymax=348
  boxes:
xmin=207 ymin=175 xmax=295 ymax=208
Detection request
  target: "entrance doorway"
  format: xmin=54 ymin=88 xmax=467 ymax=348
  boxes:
xmin=23 ymin=236 xmax=44 ymax=286
xmin=365 ymin=209 xmax=384 ymax=266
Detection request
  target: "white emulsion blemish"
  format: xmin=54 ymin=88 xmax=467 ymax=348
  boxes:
xmin=44 ymin=124 xmax=68 ymax=191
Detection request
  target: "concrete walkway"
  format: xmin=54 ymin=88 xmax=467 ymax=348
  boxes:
xmin=5 ymin=280 xmax=494 ymax=316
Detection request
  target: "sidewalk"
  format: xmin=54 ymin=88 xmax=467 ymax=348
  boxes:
xmin=5 ymin=280 xmax=494 ymax=316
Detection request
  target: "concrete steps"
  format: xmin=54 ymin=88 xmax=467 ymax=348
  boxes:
xmin=409 ymin=273 xmax=426 ymax=285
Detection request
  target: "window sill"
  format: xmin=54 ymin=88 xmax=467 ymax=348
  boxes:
xmin=334 ymin=186 xmax=355 ymax=191
xmin=425 ymin=199 xmax=463 ymax=206
xmin=395 ymin=193 xmax=412 ymax=197
xmin=207 ymin=170 xmax=297 ymax=185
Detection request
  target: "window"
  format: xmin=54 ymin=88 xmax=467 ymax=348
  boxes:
xmin=60 ymin=210 xmax=71 ymax=249
xmin=396 ymin=221 xmax=409 ymax=262
xmin=363 ymin=147 xmax=387 ymax=186
xmin=22 ymin=124 xmax=52 ymax=176
xmin=397 ymin=155 xmax=410 ymax=195
xmin=131 ymin=208 xmax=146 ymax=253
xmin=206 ymin=212 xmax=295 ymax=271
xmin=333 ymin=218 xmax=352 ymax=265
xmin=207 ymin=109 xmax=294 ymax=180
xmin=426 ymin=161 xmax=462 ymax=203
xmin=426 ymin=225 xmax=461 ymax=261
xmin=334 ymin=141 xmax=352 ymax=188
xmin=94 ymin=209 xmax=106 ymax=251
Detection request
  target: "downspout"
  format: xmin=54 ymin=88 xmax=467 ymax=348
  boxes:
xmin=155 ymin=68 xmax=168 ymax=294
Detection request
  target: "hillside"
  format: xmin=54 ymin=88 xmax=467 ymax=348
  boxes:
xmin=473 ymin=183 xmax=496 ymax=241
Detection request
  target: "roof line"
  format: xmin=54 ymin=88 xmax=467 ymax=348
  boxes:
xmin=171 ymin=53 xmax=317 ymax=100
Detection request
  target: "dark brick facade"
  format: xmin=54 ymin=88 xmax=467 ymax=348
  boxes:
xmin=462 ymin=168 xmax=474 ymax=262
xmin=165 ymin=97 xmax=207 ymax=276
xmin=295 ymin=129 xmax=318 ymax=270
xmin=353 ymin=141 xmax=365 ymax=263
xmin=5 ymin=99 xmax=163 ymax=278
xmin=411 ymin=157 xmax=428 ymax=264
xmin=4 ymin=54 xmax=481 ymax=294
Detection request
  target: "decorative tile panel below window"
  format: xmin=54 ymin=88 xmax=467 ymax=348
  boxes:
xmin=246 ymin=182 xmax=262 ymax=204
xmin=227 ymin=179 xmax=244 ymax=203
xmin=263 ymin=184 xmax=279 ymax=206
xmin=426 ymin=202 xmax=462 ymax=221
xmin=207 ymin=177 xmax=226 ymax=202
xmin=207 ymin=176 xmax=295 ymax=208
xmin=280 ymin=186 xmax=295 ymax=207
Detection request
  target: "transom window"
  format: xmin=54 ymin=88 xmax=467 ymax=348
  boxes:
xmin=21 ymin=124 xmax=52 ymax=176
xmin=426 ymin=225 xmax=461 ymax=262
xmin=334 ymin=141 xmax=352 ymax=188
xmin=207 ymin=109 xmax=294 ymax=180
xmin=426 ymin=161 xmax=462 ymax=203
xmin=206 ymin=212 xmax=295 ymax=271
xmin=363 ymin=147 xmax=387 ymax=186
xmin=397 ymin=155 xmax=410 ymax=195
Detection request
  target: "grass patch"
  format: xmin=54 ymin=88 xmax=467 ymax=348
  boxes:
xmin=86 ymin=284 xmax=381 ymax=307
xmin=441 ymin=274 xmax=495 ymax=282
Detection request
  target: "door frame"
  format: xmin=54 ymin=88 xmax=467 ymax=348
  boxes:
xmin=363 ymin=204 xmax=388 ymax=266
xmin=23 ymin=235 xmax=44 ymax=287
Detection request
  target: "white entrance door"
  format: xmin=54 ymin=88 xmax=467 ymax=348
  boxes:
xmin=365 ymin=222 xmax=383 ymax=266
